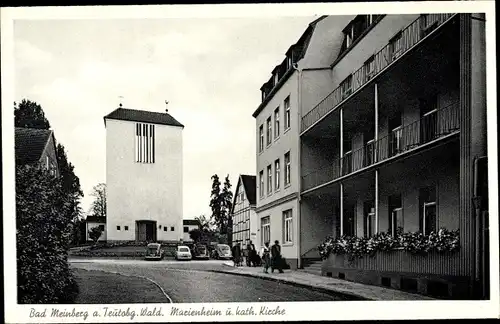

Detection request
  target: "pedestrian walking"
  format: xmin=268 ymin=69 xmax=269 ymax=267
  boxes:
xmin=271 ymin=240 xmax=284 ymax=273
xmin=260 ymin=242 xmax=271 ymax=273
xmin=232 ymin=243 xmax=242 ymax=267
xmin=246 ymin=240 xmax=257 ymax=267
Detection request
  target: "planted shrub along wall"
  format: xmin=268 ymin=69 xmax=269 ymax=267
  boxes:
xmin=16 ymin=165 xmax=79 ymax=303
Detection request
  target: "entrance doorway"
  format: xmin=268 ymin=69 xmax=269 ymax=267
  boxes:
xmin=136 ymin=220 xmax=157 ymax=242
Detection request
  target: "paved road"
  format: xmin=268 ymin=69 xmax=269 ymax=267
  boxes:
xmin=70 ymin=259 xmax=347 ymax=303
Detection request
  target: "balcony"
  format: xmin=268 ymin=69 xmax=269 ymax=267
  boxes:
xmin=301 ymin=102 xmax=460 ymax=192
xmin=301 ymin=13 xmax=456 ymax=134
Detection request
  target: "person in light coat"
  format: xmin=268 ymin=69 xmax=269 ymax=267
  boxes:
xmin=260 ymin=242 xmax=271 ymax=273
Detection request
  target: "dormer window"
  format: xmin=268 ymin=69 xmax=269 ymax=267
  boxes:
xmin=287 ymin=56 xmax=292 ymax=69
xmin=274 ymin=73 xmax=279 ymax=86
xmin=341 ymin=15 xmax=383 ymax=55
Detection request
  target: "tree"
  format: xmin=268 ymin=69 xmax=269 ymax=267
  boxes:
xmin=16 ymin=165 xmax=79 ymax=303
xmin=209 ymin=174 xmax=233 ymax=242
xmin=57 ymin=144 xmax=84 ymax=220
xmin=209 ymin=174 xmax=222 ymax=230
xmin=221 ymin=175 xmax=234 ymax=245
xmin=14 ymin=99 xmax=51 ymax=129
xmin=189 ymin=229 xmax=202 ymax=243
xmin=88 ymin=226 xmax=103 ymax=245
xmin=14 ymin=99 xmax=84 ymax=243
xmin=195 ymin=214 xmax=214 ymax=232
xmin=89 ymin=183 xmax=106 ymax=218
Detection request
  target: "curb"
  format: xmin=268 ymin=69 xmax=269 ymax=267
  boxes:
xmin=208 ymin=266 xmax=368 ymax=301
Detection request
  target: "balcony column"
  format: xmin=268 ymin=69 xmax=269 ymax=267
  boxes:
xmin=374 ymin=83 xmax=379 ymax=234
xmin=340 ymin=108 xmax=344 ymax=236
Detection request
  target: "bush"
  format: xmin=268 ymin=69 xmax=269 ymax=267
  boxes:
xmin=16 ymin=165 xmax=79 ymax=303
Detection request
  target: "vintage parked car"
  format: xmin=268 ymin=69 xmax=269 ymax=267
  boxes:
xmin=144 ymin=243 xmax=163 ymax=261
xmin=192 ymin=244 xmax=210 ymax=260
xmin=211 ymin=244 xmax=232 ymax=260
xmin=175 ymin=245 xmax=192 ymax=261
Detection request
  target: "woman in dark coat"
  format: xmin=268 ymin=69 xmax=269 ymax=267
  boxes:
xmin=232 ymin=243 xmax=242 ymax=266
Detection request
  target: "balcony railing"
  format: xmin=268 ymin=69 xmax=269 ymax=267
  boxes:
xmin=301 ymin=102 xmax=459 ymax=191
xmin=301 ymin=13 xmax=456 ymax=133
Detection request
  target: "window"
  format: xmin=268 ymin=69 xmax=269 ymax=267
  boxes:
xmin=164 ymin=227 xmax=168 ymax=232
xmin=116 ymin=226 xmax=121 ymax=231
xmin=274 ymin=73 xmax=279 ymax=86
xmin=171 ymin=226 xmax=175 ymax=231
xmin=389 ymin=111 xmax=403 ymax=156
xmin=274 ymin=159 xmax=281 ymax=190
xmin=99 ymin=225 xmax=105 ymax=231
xmin=261 ymin=217 xmax=271 ymax=246
xmin=284 ymin=152 xmax=291 ymax=186
xmin=340 ymin=75 xmax=353 ymax=99
xmin=267 ymin=165 xmax=272 ymax=194
xmin=419 ymin=187 xmax=437 ymax=235
xmin=259 ymin=170 xmax=264 ymax=197
xmin=283 ymin=210 xmax=293 ymax=243
xmin=259 ymin=125 xmax=264 ymax=152
xmin=389 ymin=31 xmax=404 ymax=60
xmin=124 ymin=226 xmax=129 ymax=231
xmin=341 ymin=15 xmax=381 ymax=54
xmin=364 ymin=55 xmax=375 ymax=81
xmin=266 ymin=117 xmax=272 ymax=146
xmin=284 ymin=96 xmax=291 ymax=130
xmin=274 ymin=107 xmax=280 ymax=138
xmin=135 ymin=123 xmax=155 ymax=163
xmin=46 ymin=156 xmax=50 ymax=170
xmin=388 ymin=194 xmax=403 ymax=236
xmin=183 ymin=226 xmax=189 ymax=233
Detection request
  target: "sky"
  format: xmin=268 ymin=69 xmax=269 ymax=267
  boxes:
xmin=13 ymin=15 xmax=316 ymax=219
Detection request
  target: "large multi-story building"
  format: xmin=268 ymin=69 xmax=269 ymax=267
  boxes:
xmin=253 ymin=16 xmax=356 ymax=269
xmin=104 ymin=107 xmax=184 ymax=242
xmin=230 ymin=175 xmax=257 ymax=250
xmin=298 ymin=13 xmax=487 ymax=299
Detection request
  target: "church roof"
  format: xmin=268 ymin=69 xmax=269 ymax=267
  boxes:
xmin=104 ymin=108 xmax=184 ymax=128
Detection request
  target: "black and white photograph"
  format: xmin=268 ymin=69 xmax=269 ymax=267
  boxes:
xmin=2 ymin=2 xmax=498 ymax=322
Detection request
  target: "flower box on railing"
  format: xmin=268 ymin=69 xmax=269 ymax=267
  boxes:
xmin=318 ymin=228 xmax=460 ymax=262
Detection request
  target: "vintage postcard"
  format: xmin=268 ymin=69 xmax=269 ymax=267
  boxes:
xmin=2 ymin=1 xmax=498 ymax=323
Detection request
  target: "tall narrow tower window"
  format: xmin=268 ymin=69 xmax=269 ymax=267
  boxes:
xmin=135 ymin=123 xmax=155 ymax=163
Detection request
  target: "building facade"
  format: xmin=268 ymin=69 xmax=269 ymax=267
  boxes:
xmin=299 ymin=14 xmax=487 ymax=299
xmin=15 ymin=127 xmax=59 ymax=177
xmin=253 ymin=16 xmax=359 ymax=269
xmin=104 ymin=107 xmax=184 ymax=242
xmin=182 ymin=219 xmax=200 ymax=242
xmin=230 ymin=175 xmax=257 ymax=250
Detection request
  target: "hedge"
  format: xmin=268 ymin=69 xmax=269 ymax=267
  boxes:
xmin=16 ymin=165 xmax=79 ymax=303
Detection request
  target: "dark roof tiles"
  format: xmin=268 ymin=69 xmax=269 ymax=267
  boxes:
xmin=15 ymin=127 xmax=53 ymax=166
xmin=240 ymin=174 xmax=257 ymax=205
xmin=183 ymin=219 xmax=200 ymax=226
xmin=104 ymin=108 xmax=184 ymax=128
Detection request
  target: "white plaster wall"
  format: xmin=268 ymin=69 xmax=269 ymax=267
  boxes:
xmin=106 ymin=118 xmax=183 ymax=241
xmin=256 ymin=199 xmax=299 ymax=260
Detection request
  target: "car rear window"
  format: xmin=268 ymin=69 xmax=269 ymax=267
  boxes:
xmin=220 ymin=246 xmax=230 ymax=251
xmin=179 ymin=247 xmax=189 ymax=252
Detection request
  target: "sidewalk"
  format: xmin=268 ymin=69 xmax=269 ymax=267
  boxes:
xmin=217 ymin=262 xmax=435 ymax=301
